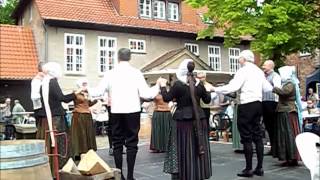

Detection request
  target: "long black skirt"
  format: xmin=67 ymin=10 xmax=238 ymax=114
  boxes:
xmin=150 ymin=111 xmax=172 ymax=151
xmin=164 ymin=119 xmax=212 ymax=180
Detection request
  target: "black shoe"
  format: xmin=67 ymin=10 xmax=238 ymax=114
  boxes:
xmin=234 ymin=149 xmax=245 ymax=154
xmin=288 ymin=159 xmax=299 ymax=166
xmin=109 ymin=148 xmax=113 ymax=156
xmin=253 ymin=168 xmax=264 ymax=176
xmin=237 ymin=169 xmax=253 ymax=177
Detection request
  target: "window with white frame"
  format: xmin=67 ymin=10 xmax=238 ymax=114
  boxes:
xmin=98 ymin=37 xmax=117 ymax=73
xmin=185 ymin=43 xmax=199 ymax=56
xmin=65 ymin=33 xmax=85 ymax=73
xmin=208 ymin=46 xmax=221 ymax=71
xmin=153 ymin=0 xmax=166 ymax=19
xmin=229 ymin=48 xmax=240 ymax=73
xmin=168 ymin=2 xmax=179 ymax=21
xmin=129 ymin=39 xmax=146 ymax=53
xmin=139 ymin=0 xmax=152 ymax=18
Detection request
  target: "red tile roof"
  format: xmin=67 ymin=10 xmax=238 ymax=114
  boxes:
xmin=32 ymin=0 xmax=223 ymax=36
xmin=0 ymin=24 xmax=38 ymax=80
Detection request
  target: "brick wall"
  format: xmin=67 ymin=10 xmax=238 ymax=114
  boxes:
xmin=113 ymin=0 xmax=138 ymax=17
xmin=181 ymin=1 xmax=198 ymax=24
xmin=285 ymin=54 xmax=319 ymax=96
xmin=120 ymin=0 xmax=138 ymax=16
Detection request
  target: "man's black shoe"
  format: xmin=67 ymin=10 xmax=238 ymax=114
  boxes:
xmin=237 ymin=169 xmax=253 ymax=177
xmin=234 ymin=149 xmax=244 ymax=154
xmin=253 ymin=168 xmax=264 ymax=176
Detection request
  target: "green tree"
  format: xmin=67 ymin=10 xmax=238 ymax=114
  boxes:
xmin=0 ymin=0 xmax=18 ymax=25
xmin=186 ymin=0 xmax=320 ymax=66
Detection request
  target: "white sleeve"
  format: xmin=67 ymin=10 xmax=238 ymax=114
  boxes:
xmin=31 ymin=79 xmax=41 ymax=99
xmin=262 ymin=78 xmax=273 ymax=92
xmin=215 ymin=70 xmax=245 ymax=94
xmin=137 ymin=71 xmax=159 ymax=99
xmin=88 ymin=73 xmax=110 ymax=100
xmin=273 ymin=73 xmax=282 ymax=88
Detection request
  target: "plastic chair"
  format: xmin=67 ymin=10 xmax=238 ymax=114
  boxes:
xmin=296 ymin=133 xmax=320 ymax=180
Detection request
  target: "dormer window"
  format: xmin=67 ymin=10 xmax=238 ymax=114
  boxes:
xmin=153 ymin=0 xmax=166 ymax=20
xmin=168 ymin=2 xmax=179 ymax=21
xmin=139 ymin=0 xmax=180 ymax=21
xmin=139 ymin=0 xmax=152 ymax=18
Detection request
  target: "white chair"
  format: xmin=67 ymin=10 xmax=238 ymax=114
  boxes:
xmin=296 ymin=132 xmax=320 ymax=180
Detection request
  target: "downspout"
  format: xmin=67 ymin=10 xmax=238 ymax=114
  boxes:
xmin=42 ymin=21 xmax=48 ymax=62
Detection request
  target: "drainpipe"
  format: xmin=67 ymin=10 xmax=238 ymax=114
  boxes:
xmin=42 ymin=21 xmax=48 ymax=62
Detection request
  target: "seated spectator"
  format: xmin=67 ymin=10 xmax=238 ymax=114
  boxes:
xmin=12 ymin=100 xmax=26 ymax=124
xmin=307 ymin=88 xmax=319 ymax=109
xmin=0 ymin=98 xmax=12 ymax=120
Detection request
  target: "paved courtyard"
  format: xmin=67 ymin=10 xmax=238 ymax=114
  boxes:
xmin=96 ymin=139 xmax=311 ymax=180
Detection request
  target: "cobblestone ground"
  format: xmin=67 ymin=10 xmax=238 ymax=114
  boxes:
xmin=95 ymin=116 xmax=311 ymax=180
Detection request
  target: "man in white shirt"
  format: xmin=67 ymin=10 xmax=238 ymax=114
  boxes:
xmin=262 ymin=60 xmax=281 ymax=155
xmin=212 ymin=50 xmax=272 ymax=177
xmin=89 ymin=48 xmax=159 ymax=180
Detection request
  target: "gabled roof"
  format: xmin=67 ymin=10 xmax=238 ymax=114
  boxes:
xmin=0 ymin=24 xmax=38 ymax=80
xmin=13 ymin=0 xmax=226 ymax=38
xmin=141 ymin=48 xmax=213 ymax=73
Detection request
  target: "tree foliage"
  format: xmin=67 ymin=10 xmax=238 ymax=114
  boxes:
xmin=186 ymin=0 xmax=320 ymax=64
xmin=0 ymin=0 xmax=18 ymax=25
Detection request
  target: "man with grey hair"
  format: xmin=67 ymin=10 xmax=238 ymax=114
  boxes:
xmin=262 ymin=60 xmax=281 ymax=155
xmin=211 ymin=50 xmax=272 ymax=177
xmin=89 ymin=48 xmax=159 ymax=180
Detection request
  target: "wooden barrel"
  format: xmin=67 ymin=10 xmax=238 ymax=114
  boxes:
xmin=0 ymin=140 xmax=52 ymax=180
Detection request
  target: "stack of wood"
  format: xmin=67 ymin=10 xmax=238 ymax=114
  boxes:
xmin=60 ymin=150 xmax=121 ymax=180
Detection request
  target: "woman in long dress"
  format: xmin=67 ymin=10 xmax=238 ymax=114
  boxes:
xmin=36 ymin=62 xmax=75 ymax=174
xmin=150 ymin=94 xmax=172 ymax=152
xmin=160 ymin=59 xmax=212 ymax=180
xmin=71 ymin=78 xmax=97 ymax=160
xmin=272 ymin=66 xmax=301 ymax=166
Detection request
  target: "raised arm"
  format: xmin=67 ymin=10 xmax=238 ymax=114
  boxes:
xmin=215 ymin=69 xmax=246 ymax=94
xmin=273 ymin=82 xmax=294 ymax=97
xmin=199 ymin=83 xmax=211 ymax=104
xmin=50 ymin=79 xmax=75 ymax=103
xmin=160 ymin=82 xmax=178 ymax=102
xmin=137 ymin=71 xmax=159 ymax=99
xmin=88 ymin=72 xmax=110 ymax=100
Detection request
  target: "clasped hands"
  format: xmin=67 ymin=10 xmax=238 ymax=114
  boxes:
xmin=156 ymin=77 xmax=216 ymax=92
xmin=203 ymin=82 xmax=216 ymax=92
xmin=156 ymin=77 xmax=167 ymax=87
